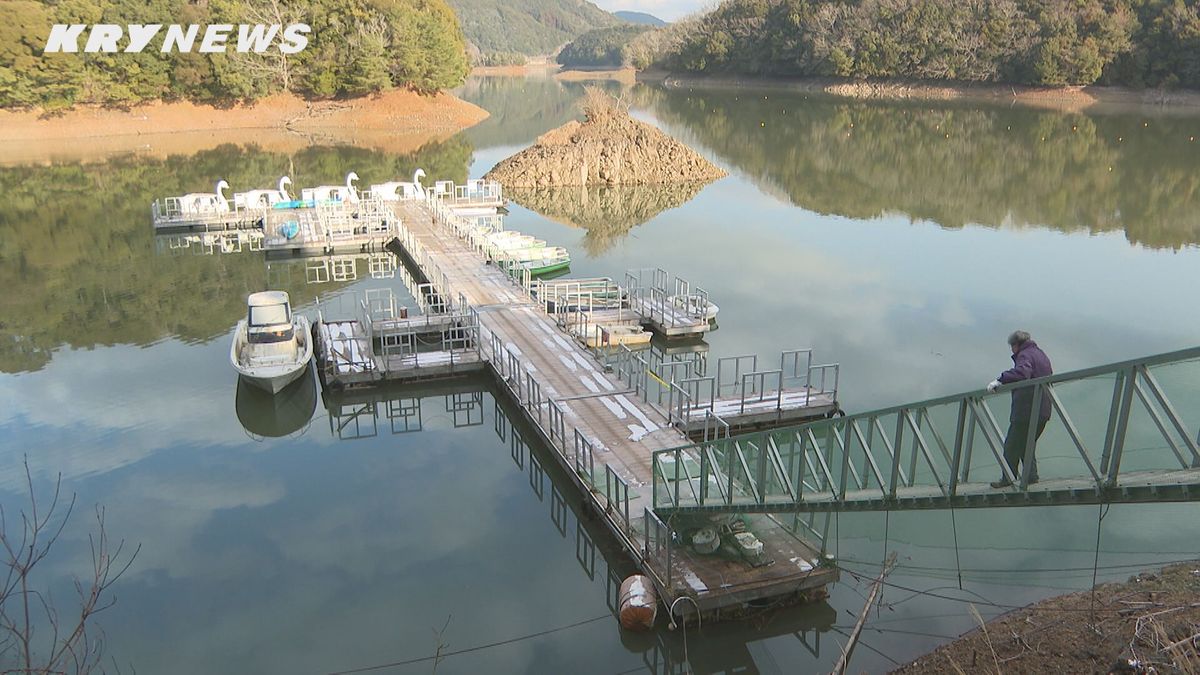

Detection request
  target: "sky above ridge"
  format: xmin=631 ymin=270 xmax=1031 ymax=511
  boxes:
xmin=593 ymin=0 xmax=713 ymax=22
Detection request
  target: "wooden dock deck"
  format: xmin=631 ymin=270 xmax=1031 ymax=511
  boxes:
xmin=314 ymin=316 xmax=485 ymax=388
xmin=370 ymin=199 xmax=837 ymax=619
xmin=676 ymin=388 xmax=839 ymax=435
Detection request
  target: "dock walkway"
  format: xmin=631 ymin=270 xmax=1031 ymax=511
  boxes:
xmin=383 ymin=200 xmax=837 ymax=617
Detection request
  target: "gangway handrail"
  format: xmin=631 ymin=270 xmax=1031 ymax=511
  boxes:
xmin=651 ymin=345 xmax=1200 ymax=514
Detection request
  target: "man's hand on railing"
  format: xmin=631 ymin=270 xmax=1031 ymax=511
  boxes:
xmin=986 ymin=379 xmax=1002 ymax=393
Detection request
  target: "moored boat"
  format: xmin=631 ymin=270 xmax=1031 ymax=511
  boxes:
xmin=497 ymin=246 xmax=571 ymax=276
xmin=230 ymin=291 xmax=313 ymax=394
xmin=585 ymin=324 xmax=651 ymax=348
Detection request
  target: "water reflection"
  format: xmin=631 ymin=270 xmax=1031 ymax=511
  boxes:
xmin=458 ymin=76 xmax=613 ymax=150
xmin=235 ymin=366 xmax=317 ymax=439
xmin=637 ymin=87 xmax=1200 ymax=249
xmin=508 ymin=183 xmax=711 ymax=254
xmin=0 ymin=139 xmax=471 ymax=373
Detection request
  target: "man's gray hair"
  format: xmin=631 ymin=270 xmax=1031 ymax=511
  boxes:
xmin=1007 ymin=330 xmax=1032 ymax=346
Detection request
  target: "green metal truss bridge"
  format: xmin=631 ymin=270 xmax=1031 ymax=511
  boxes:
xmin=651 ymin=346 xmax=1200 ymax=515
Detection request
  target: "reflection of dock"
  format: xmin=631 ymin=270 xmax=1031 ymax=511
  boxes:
xmin=321 ymin=377 xmax=490 ymax=440
xmin=155 ymin=230 xmax=264 ymax=255
xmin=306 ymin=194 xmax=841 ymax=622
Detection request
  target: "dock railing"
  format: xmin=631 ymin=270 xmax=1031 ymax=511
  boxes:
xmin=313 ymin=295 xmax=377 ymax=384
xmin=624 ymin=268 xmax=711 ymax=330
xmin=652 ymin=345 xmax=1200 ymax=514
xmin=429 ymin=179 xmax=504 ymax=207
xmin=479 ymin=324 xmax=669 ymax=580
xmin=642 ymin=507 xmax=674 ymax=590
xmin=152 ymin=197 xmax=261 ymax=229
xmin=658 ymin=350 xmax=837 ymax=431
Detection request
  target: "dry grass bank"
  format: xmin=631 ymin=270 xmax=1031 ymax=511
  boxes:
xmin=893 ymin=562 xmax=1200 ymax=674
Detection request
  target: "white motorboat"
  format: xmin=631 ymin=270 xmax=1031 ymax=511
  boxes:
xmin=230 ymin=291 xmax=313 ymax=394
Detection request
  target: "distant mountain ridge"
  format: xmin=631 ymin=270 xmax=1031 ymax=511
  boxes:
xmin=448 ymin=0 xmax=618 ymax=56
xmin=614 ymin=10 xmax=666 ymax=26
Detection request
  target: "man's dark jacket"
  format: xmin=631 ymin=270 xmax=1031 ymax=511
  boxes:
xmin=998 ymin=340 xmax=1053 ymax=422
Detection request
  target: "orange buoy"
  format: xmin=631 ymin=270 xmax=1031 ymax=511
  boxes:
xmin=618 ymin=575 xmax=657 ymax=631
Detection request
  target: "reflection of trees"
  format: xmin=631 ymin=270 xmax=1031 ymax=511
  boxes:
xmin=0 ymin=139 xmax=472 ymax=373
xmin=640 ymin=86 xmax=1200 ymax=249
xmin=458 ymin=76 xmax=621 ymax=149
xmin=509 ymin=183 xmax=708 ymax=254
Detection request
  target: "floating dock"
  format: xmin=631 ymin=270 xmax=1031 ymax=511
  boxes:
xmin=150 ymin=200 xmax=265 ymax=232
xmin=261 ymin=199 xmax=399 ymax=257
xmin=152 ymin=175 xmax=842 ymax=621
xmin=307 ymin=195 xmax=840 ymax=621
xmin=313 ymin=289 xmax=485 ymax=388
xmin=611 ymin=349 xmax=842 ymax=439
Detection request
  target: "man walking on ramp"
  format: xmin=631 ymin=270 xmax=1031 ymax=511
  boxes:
xmin=986 ymin=331 xmax=1053 ymax=488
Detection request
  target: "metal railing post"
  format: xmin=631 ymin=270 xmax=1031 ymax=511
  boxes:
xmin=888 ymin=413 xmax=904 ymax=498
xmin=1105 ymin=367 xmax=1138 ymax=484
xmin=949 ymin=400 xmax=967 ymax=495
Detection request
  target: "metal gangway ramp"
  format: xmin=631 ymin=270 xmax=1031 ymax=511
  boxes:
xmin=651 ymin=346 xmax=1200 ymax=514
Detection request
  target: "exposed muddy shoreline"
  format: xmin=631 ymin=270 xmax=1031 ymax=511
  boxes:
xmin=642 ymin=71 xmax=1200 ymax=113
xmin=0 ymin=89 xmax=488 ymax=164
xmin=892 ymin=562 xmax=1200 ymax=674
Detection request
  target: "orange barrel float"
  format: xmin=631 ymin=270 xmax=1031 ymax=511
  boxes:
xmin=617 ymin=574 xmax=658 ymax=631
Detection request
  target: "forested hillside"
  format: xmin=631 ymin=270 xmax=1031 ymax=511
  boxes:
xmin=662 ymin=0 xmax=1200 ymax=88
xmin=447 ymin=0 xmax=617 ymax=57
xmin=557 ymin=25 xmax=651 ymax=67
xmin=0 ymin=0 xmax=470 ymax=110
xmin=613 ymin=10 xmax=667 ymax=26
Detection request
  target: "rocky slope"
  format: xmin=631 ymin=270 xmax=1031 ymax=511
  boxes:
xmin=485 ymin=102 xmax=725 ymax=187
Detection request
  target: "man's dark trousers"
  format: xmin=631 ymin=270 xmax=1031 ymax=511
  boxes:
xmin=1003 ymin=415 xmax=1047 ymax=482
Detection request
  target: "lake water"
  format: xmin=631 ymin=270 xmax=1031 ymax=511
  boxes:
xmin=2 ymin=73 xmax=1200 ymax=673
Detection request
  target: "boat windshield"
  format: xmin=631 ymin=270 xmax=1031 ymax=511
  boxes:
xmin=250 ymin=303 xmax=290 ymax=327
xmin=248 ymin=325 xmax=295 ymax=344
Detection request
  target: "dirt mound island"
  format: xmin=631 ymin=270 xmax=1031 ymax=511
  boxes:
xmin=485 ymin=88 xmax=726 ymax=187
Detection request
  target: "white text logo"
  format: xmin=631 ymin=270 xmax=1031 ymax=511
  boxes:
xmin=44 ymin=24 xmax=311 ymax=54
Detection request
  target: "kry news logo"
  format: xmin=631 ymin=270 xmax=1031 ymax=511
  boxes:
xmin=44 ymin=24 xmax=311 ymax=54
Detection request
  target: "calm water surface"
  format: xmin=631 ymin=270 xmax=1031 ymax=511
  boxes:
xmin=2 ymin=74 xmax=1200 ymax=673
